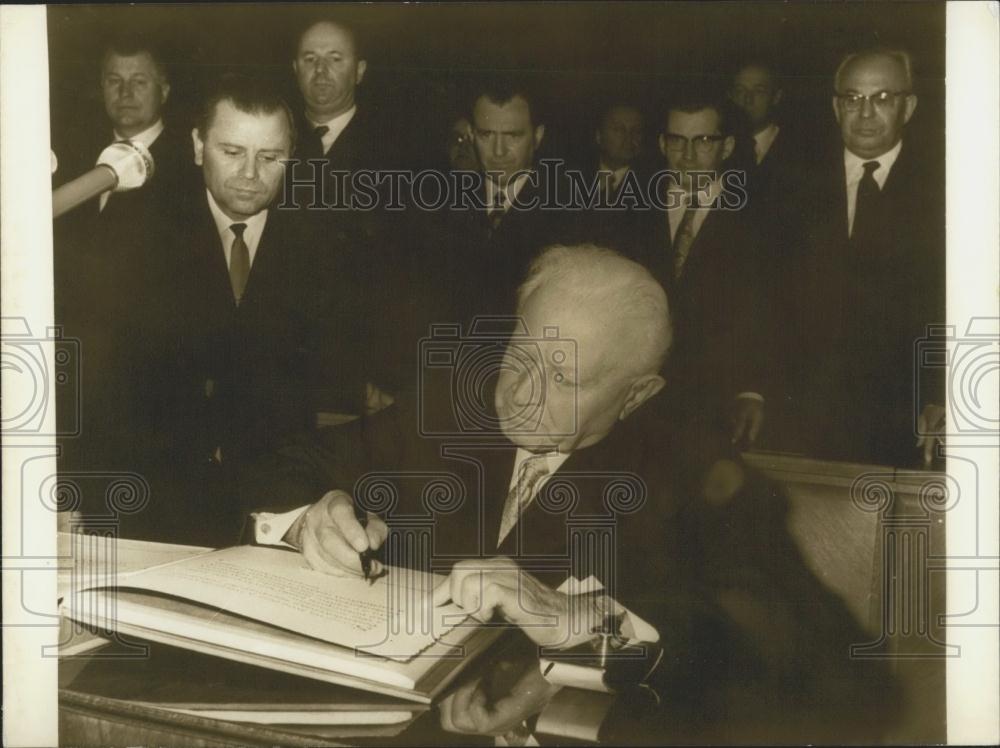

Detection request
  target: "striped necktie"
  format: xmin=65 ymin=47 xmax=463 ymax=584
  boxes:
xmin=497 ymin=455 xmax=550 ymax=547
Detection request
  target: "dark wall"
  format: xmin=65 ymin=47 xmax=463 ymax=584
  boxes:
xmin=48 ymin=2 xmax=945 ymax=171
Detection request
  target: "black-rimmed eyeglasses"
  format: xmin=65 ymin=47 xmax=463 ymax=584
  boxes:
xmin=835 ymin=90 xmax=911 ymax=111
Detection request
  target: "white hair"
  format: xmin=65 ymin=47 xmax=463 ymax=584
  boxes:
xmin=516 ymin=244 xmax=672 ymax=378
xmin=834 ymin=48 xmax=915 ymax=93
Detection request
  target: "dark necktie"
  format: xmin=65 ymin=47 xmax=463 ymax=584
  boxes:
xmin=488 ymin=189 xmax=507 ymax=233
xmin=851 ymin=160 xmax=881 ymax=246
xmin=672 ymin=206 xmax=699 ymax=279
xmin=228 ymin=223 xmax=250 ymax=305
xmin=313 ymin=125 xmax=330 ymax=156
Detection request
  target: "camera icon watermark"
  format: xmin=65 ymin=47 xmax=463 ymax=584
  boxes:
xmin=1 ymin=317 xmax=81 ymax=436
xmin=418 ymin=316 xmax=578 ymax=439
xmin=914 ymin=318 xmax=999 ymax=439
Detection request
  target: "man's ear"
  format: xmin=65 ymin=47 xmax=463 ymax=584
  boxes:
xmin=160 ymin=80 xmax=171 ymax=106
xmin=772 ymin=88 xmax=783 ymax=107
xmin=721 ymin=134 xmax=736 ymax=161
xmin=595 ymin=129 xmax=602 ymax=148
xmin=657 ymin=133 xmax=668 ymax=158
xmin=618 ymin=374 xmax=666 ymax=421
xmin=533 ymin=124 xmax=545 ymax=149
xmin=356 ymin=59 xmax=367 ymax=86
xmin=902 ymin=93 xmax=918 ymax=125
xmin=832 ymin=97 xmax=842 ymax=126
xmin=191 ymin=127 xmax=204 ymax=166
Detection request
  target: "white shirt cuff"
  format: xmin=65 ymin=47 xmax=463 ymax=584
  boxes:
xmin=252 ymin=505 xmax=309 ymax=547
xmin=736 ymin=391 xmax=764 ymax=403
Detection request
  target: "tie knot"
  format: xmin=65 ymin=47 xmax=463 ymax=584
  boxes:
xmin=517 ymin=455 xmax=550 ymax=486
xmin=314 ymin=125 xmax=330 ymax=138
xmin=863 ymin=160 xmax=880 ymax=175
xmin=230 ymin=223 xmax=247 ymax=239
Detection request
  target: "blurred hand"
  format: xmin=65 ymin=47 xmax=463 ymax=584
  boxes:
xmin=433 ymin=557 xmax=606 ymax=649
xmin=285 ymin=490 xmax=388 ymax=577
xmin=916 ymin=403 xmax=947 ymax=468
xmin=365 ymin=382 xmax=395 ymax=415
xmin=702 ymin=458 xmax=746 ymax=506
xmin=439 ymin=659 xmax=559 ymax=736
xmin=731 ymin=396 xmax=764 ymax=448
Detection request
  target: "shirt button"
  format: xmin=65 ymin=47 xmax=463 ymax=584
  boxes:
xmin=260 ymin=523 xmax=271 ymax=534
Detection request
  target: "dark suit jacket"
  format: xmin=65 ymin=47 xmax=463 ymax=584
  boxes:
xmin=71 ymin=179 xmax=371 ymax=545
xmin=370 ymin=169 xmax=584 ymax=394
xmin=246 ymin=384 xmax=895 ymax=733
xmin=426 ymin=170 xmax=584 ymax=321
xmin=631 ymin=199 xmax=776 ymax=431
xmin=53 ymin=123 xmax=197 ymax=472
xmin=746 ymin=126 xmax=809 ymax=205
xmin=574 ymin=159 xmax=658 ymax=261
xmin=781 ymin=140 xmax=945 ymax=465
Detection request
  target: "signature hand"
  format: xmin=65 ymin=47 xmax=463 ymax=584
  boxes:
xmin=285 ymin=490 xmax=388 ymax=577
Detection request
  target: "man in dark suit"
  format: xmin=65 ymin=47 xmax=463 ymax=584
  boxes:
xmin=246 ymin=245 xmax=895 ymax=740
xmin=783 ymin=48 xmax=945 ymax=467
xmin=593 ymin=103 xmax=645 ymax=203
xmin=93 ymin=76 xmax=368 ymax=545
xmin=727 ymin=60 xmax=809 ymax=233
xmin=581 ymin=101 xmax=651 ymax=258
xmin=378 ymin=80 xmax=579 ymax=397
xmin=286 ymin=16 xmax=386 ymax=208
xmin=633 ymin=95 xmax=771 ymax=450
xmin=420 ymin=80 xmax=577 ymax=325
xmin=53 ymin=36 xmax=189 ymax=237
xmin=53 ymin=35 xmax=192 ymax=474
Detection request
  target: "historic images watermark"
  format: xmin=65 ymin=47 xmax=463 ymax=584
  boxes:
xmin=278 ymin=158 xmax=750 ymax=213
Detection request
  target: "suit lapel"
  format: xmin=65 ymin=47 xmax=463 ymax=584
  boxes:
xmin=191 ymin=193 xmax=238 ymax=311
xmin=239 ymin=209 xmax=279 ymax=308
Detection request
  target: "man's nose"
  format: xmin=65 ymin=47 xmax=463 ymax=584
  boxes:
xmin=504 ymin=364 xmax=537 ymax=408
xmin=858 ymin=97 xmax=876 ymax=118
xmin=492 ymin=136 xmax=507 ymax=159
xmin=240 ymin=155 xmax=259 ymax=180
xmin=314 ymin=59 xmax=331 ymax=78
xmin=682 ymin=139 xmax=697 ymax=160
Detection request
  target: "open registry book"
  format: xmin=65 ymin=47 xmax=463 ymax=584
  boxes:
xmin=61 ymin=543 xmax=501 ymax=703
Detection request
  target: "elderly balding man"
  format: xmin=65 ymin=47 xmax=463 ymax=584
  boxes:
xmin=243 ymin=246 xmax=889 ymax=740
xmin=782 ymin=48 xmax=945 ymax=468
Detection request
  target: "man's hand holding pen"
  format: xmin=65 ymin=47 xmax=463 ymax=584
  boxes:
xmin=285 ymin=490 xmax=388 ymax=579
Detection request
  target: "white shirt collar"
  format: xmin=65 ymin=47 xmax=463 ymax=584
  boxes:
xmin=113 ymin=118 xmax=164 ymax=148
xmin=306 ymin=105 xmax=357 ymax=155
xmin=752 ymin=123 xmax=780 ymax=164
xmin=205 ymin=189 xmax=269 ymax=266
xmin=485 ymin=171 xmax=531 ymax=213
xmin=598 ymin=160 xmax=630 ymax=181
xmin=666 ymin=177 xmax=723 ymax=210
xmin=844 ymin=138 xmax=903 ymax=190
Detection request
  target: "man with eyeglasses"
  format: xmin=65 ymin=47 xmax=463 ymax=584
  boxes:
xmin=631 ymin=95 xmax=772 ymax=453
xmin=781 ymin=48 xmax=945 ymax=468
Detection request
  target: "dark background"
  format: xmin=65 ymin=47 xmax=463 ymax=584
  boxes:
xmin=48 ymin=2 xmax=945 ymax=172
